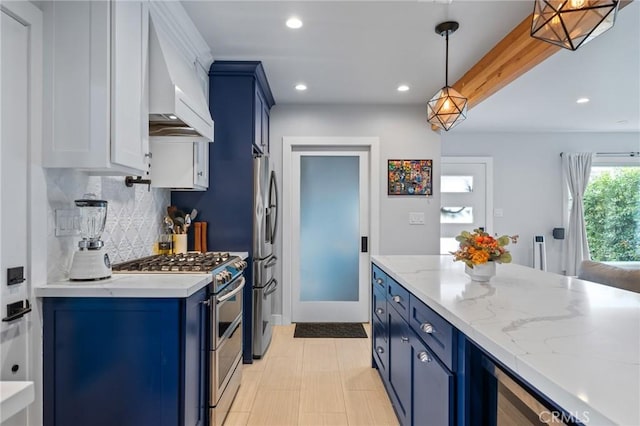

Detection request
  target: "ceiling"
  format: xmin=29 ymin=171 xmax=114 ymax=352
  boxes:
xmin=183 ymin=1 xmax=640 ymax=133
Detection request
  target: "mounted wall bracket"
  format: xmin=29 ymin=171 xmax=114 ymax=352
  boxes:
xmin=125 ymin=176 xmax=152 ymax=192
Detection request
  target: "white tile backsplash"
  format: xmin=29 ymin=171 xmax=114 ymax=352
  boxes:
xmin=46 ymin=169 xmax=170 ymax=281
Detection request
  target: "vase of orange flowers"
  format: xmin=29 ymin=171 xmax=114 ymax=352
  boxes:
xmin=450 ymin=229 xmax=518 ymax=282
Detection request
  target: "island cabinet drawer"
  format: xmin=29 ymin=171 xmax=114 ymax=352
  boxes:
xmin=409 ymin=295 xmax=456 ymax=371
xmin=387 ymin=278 xmax=410 ymax=320
xmin=372 ymin=285 xmax=387 ymax=324
xmin=372 ymin=318 xmax=388 ymax=376
xmin=372 ymin=264 xmax=388 ymax=293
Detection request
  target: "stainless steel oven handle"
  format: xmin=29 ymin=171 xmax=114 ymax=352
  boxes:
xmin=263 ymin=278 xmax=278 ymax=296
xmin=217 ymin=276 xmax=245 ymax=304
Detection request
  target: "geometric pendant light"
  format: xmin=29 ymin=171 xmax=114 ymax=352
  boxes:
xmin=531 ymin=0 xmax=619 ymax=51
xmin=427 ymin=21 xmax=468 ymax=131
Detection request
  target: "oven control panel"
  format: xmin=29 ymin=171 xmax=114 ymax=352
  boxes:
xmin=214 ymin=259 xmax=247 ymax=286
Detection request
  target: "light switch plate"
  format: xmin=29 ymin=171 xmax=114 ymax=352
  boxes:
xmin=494 ymin=208 xmax=504 ymax=218
xmin=409 ymin=212 xmax=425 ymax=225
xmin=55 ymin=209 xmax=80 ymax=237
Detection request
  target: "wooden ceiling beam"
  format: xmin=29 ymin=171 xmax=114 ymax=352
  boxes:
xmin=454 ymin=0 xmax=632 ymax=110
xmin=431 ymin=1 xmax=632 ymax=131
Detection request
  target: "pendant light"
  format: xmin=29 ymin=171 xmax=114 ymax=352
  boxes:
xmin=531 ymin=0 xmax=619 ymax=51
xmin=427 ymin=21 xmax=467 ymax=132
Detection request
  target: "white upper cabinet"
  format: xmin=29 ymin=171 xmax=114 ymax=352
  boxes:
xmin=43 ymin=0 xmax=150 ymax=175
xmin=150 ymin=139 xmax=208 ymax=190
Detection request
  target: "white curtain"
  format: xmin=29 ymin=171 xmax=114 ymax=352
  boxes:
xmin=562 ymin=152 xmax=594 ymax=276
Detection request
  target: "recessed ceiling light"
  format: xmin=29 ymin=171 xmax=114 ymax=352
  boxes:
xmin=397 ymin=85 xmax=410 ymax=92
xmin=168 ymin=115 xmax=177 ymax=120
xmin=295 ymin=83 xmax=307 ymax=91
xmin=576 ymin=97 xmax=590 ymax=104
xmin=286 ymin=17 xmax=303 ymax=29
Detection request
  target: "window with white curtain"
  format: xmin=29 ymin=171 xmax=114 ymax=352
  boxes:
xmin=567 ymin=155 xmax=640 ymax=265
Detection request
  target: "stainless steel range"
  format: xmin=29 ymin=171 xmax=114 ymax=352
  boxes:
xmin=113 ymin=252 xmax=247 ymax=426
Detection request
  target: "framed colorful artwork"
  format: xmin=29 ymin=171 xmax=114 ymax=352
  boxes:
xmin=388 ymin=159 xmax=433 ymax=196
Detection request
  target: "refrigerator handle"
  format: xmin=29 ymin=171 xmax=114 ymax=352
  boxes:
xmin=268 ymin=170 xmax=278 ymax=244
xmin=263 ymin=278 xmax=278 ymax=296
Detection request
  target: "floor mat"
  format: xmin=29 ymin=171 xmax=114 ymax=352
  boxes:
xmin=293 ymin=322 xmax=367 ymax=338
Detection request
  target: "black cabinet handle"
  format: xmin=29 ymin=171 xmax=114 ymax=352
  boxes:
xmin=361 ymin=236 xmax=368 ymax=253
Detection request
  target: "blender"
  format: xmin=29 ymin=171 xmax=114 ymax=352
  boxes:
xmin=69 ymin=194 xmax=112 ymax=281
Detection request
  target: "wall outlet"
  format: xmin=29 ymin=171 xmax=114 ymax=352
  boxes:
xmin=409 ymin=212 xmax=425 ymax=225
xmin=55 ymin=209 xmax=80 ymax=237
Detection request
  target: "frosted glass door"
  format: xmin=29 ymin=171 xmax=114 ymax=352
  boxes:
xmin=292 ymin=151 xmax=369 ymax=322
xmin=300 ymin=156 xmax=359 ymax=302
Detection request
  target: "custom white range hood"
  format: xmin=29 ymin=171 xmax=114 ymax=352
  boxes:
xmin=148 ymin=16 xmax=213 ymax=141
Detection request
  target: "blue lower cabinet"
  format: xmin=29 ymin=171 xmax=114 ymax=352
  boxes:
xmin=389 ymin=307 xmax=412 ymax=426
xmin=372 ymin=284 xmax=388 ymax=374
xmin=412 ymin=336 xmax=454 ymax=426
xmin=372 ymin=319 xmax=388 ymax=375
xmin=373 ymin=264 xmax=458 ymax=426
xmin=43 ymin=288 xmax=208 ymax=426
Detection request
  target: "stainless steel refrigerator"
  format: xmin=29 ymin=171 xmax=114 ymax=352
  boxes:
xmin=252 ymin=155 xmax=278 ymax=358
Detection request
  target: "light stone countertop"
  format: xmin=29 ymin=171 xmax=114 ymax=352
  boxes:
xmin=371 ymin=255 xmax=640 ymax=426
xmin=0 ymin=381 xmax=35 ymax=423
xmin=34 ymin=252 xmax=248 ymax=298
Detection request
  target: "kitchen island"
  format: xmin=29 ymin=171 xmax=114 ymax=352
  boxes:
xmin=372 ymin=255 xmax=639 ymax=426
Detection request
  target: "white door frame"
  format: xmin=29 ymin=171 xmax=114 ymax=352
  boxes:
xmin=1 ymin=1 xmax=46 ymax=425
xmin=282 ymin=137 xmax=380 ymax=325
xmin=441 ymin=157 xmax=494 ymax=234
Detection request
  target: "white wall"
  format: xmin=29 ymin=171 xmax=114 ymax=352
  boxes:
xmin=442 ymin=131 xmax=640 ymax=273
xmin=270 ymin=104 xmax=441 ymax=317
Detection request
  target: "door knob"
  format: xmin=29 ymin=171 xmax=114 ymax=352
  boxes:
xmin=392 ymin=295 xmax=402 ymax=303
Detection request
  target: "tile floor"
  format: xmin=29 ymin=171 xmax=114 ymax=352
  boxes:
xmin=225 ymin=324 xmax=399 ymax=426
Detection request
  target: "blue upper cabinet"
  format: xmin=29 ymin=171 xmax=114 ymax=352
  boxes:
xmin=172 ymin=61 xmax=274 ymax=364
xmin=209 ymin=61 xmax=275 ymax=155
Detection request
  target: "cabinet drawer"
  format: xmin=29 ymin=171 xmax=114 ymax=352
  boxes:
xmin=372 ymin=318 xmax=388 ymax=376
xmin=372 ymin=285 xmax=387 ymax=324
xmin=387 ymin=279 xmax=410 ymax=320
xmin=409 ymin=295 xmax=455 ymax=371
xmin=372 ymin=264 xmax=388 ymax=293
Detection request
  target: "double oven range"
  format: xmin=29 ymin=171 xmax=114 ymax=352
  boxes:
xmin=113 ymin=252 xmax=247 ymax=426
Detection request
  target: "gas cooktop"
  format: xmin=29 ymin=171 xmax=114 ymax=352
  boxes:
xmin=112 ymin=252 xmax=245 ymax=274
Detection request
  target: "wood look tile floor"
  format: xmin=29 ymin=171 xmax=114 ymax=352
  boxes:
xmin=226 ymin=324 xmax=399 ymax=426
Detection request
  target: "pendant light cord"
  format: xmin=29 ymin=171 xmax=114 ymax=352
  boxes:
xmin=445 ymin=31 xmax=449 ymax=87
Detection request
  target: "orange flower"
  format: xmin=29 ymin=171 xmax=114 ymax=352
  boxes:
xmin=450 ymin=228 xmax=518 ymax=267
